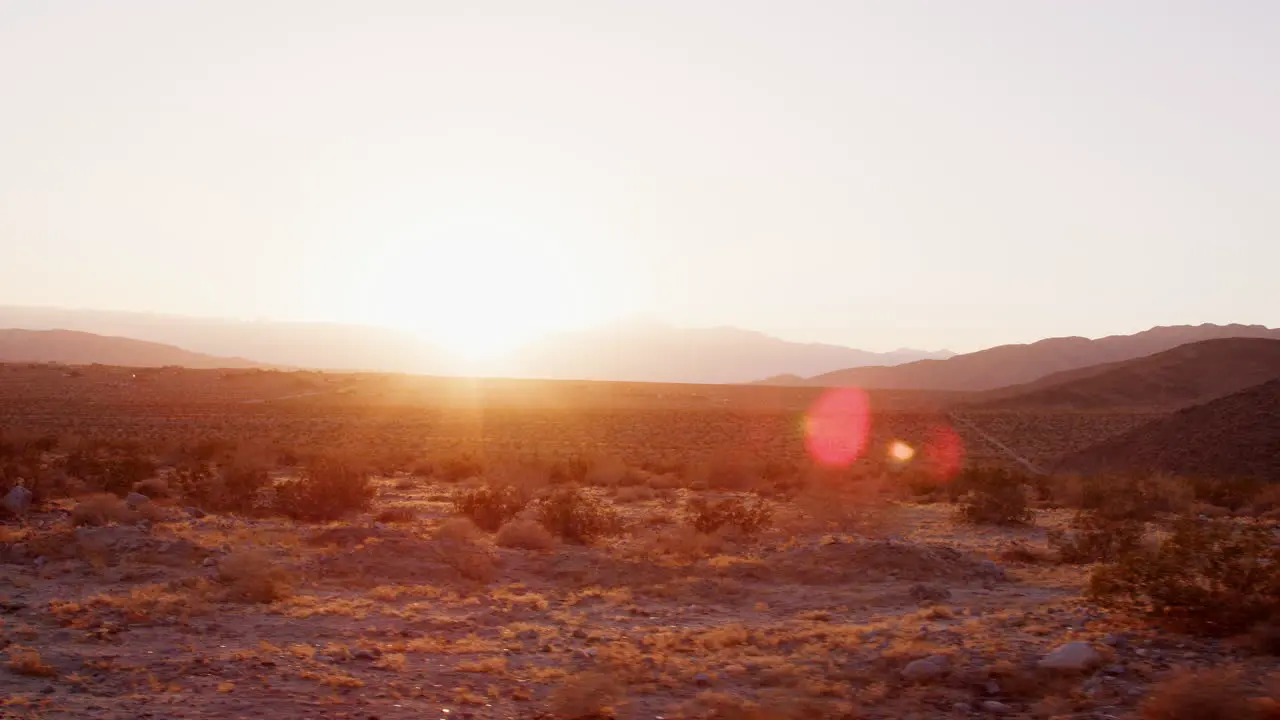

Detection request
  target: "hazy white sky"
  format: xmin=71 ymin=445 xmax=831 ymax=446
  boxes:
xmin=2 ymin=1 xmax=1277 ymax=353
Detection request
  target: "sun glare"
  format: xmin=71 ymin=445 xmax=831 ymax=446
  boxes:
xmin=359 ymin=214 xmax=592 ymax=363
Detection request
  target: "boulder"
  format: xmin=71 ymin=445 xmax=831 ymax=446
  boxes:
xmin=3 ymin=486 xmax=33 ymax=516
xmin=1038 ymin=642 xmax=1102 ymax=671
xmin=125 ymin=492 xmax=151 ymax=509
xmin=901 ymin=655 xmax=950 ymax=682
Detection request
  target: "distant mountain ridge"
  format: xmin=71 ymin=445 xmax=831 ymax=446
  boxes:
xmin=967 ymin=337 xmax=1280 ymax=411
xmin=0 ymin=329 xmax=267 ymax=369
xmin=0 ymin=306 xmax=949 ymax=383
xmin=779 ymin=324 xmax=1280 ymax=391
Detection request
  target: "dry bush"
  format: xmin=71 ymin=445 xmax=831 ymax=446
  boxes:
xmin=549 ymin=671 xmax=624 ymax=719
xmin=435 ymin=517 xmax=484 ymax=542
xmin=495 ymin=519 xmax=555 ymax=550
xmin=956 ymin=468 xmax=1033 ymax=525
xmin=1048 ymin=510 xmax=1145 ymax=563
xmin=430 ymin=538 xmax=497 ymax=582
xmin=537 ymin=488 xmax=621 ymax=544
xmin=70 ymin=493 xmax=136 ymax=526
xmin=1090 ymin=517 xmax=1280 ymax=635
xmin=1140 ymin=668 xmax=1256 ymax=720
xmin=453 ymin=483 xmax=531 ymax=531
xmin=375 ymin=506 xmax=417 ymax=523
xmin=639 ymin=525 xmax=726 ymax=560
xmin=216 ymin=550 xmax=294 ymax=603
xmin=132 ymin=476 xmax=169 ymax=499
xmin=685 ymin=494 xmax=772 ymax=535
xmin=273 ymin=458 xmax=375 ymax=522
xmin=6 ymin=646 xmax=56 ymax=677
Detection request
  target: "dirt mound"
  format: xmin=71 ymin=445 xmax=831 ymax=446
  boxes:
xmin=1057 ymin=378 xmax=1280 ymax=481
xmin=748 ymin=538 xmax=1006 ymax=585
xmin=971 ymin=338 xmax=1280 ymax=412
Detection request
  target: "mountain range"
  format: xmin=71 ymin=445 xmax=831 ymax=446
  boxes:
xmin=0 ymin=329 xmax=264 ymax=369
xmin=772 ymin=324 xmax=1280 ymax=391
xmin=0 ymin=306 xmax=949 ymax=382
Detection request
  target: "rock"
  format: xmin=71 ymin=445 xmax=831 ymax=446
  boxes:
xmin=1104 ymin=664 xmax=1126 ymax=675
xmin=3 ymin=486 xmax=33 ymax=516
xmin=901 ymin=655 xmax=950 ymax=682
xmin=909 ymin=583 xmax=952 ymax=603
xmin=185 ymin=507 xmax=207 ymax=519
xmin=125 ymin=492 xmax=151 ymax=509
xmin=984 ymin=680 xmax=1001 ymax=695
xmin=1038 ymin=642 xmax=1102 ymax=671
xmin=1101 ymin=633 xmax=1128 ymax=648
xmin=952 ymin=702 xmax=972 ymax=713
xmin=975 ymin=560 xmax=1007 ymax=581
xmin=694 ymin=673 xmax=712 ymax=687
xmin=981 ymin=700 xmax=1012 ymax=714
xmin=572 ymin=628 xmax=588 ymax=639
xmin=353 ymin=649 xmax=375 ymax=661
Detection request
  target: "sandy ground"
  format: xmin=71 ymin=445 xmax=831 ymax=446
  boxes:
xmin=2 ymin=481 xmax=1276 ymax=720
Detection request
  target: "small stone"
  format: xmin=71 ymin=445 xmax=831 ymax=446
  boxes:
xmin=1039 ymin=642 xmax=1102 ymax=671
xmin=353 ymin=650 xmax=375 ymax=661
xmin=572 ymin=629 xmax=588 ymax=639
xmin=1104 ymin=664 xmax=1126 ymax=675
xmin=1101 ymin=633 xmax=1128 ymax=648
xmin=981 ymin=700 xmax=1012 ymax=714
xmin=41 ymin=684 xmax=56 ymax=694
xmin=952 ymin=702 xmax=972 ymax=714
xmin=694 ymin=673 xmax=712 ymax=687
xmin=984 ymin=679 xmax=1001 ymax=695
xmin=185 ymin=507 xmax=207 ymax=519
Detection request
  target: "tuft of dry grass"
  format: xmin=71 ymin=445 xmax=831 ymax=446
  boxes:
xmin=216 ymin=550 xmax=294 ymax=603
xmin=6 ymin=647 xmax=56 ymax=677
xmin=375 ymin=506 xmax=418 ymax=523
xmin=549 ymin=671 xmax=624 ymax=719
xmin=1140 ymin=668 xmax=1257 ymax=720
xmin=495 ymin=518 xmax=555 ymax=550
xmin=70 ymin=493 xmax=136 ymax=526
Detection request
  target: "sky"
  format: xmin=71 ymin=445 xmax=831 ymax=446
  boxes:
xmin=1 ymin=1 xmax=1277 ymax=355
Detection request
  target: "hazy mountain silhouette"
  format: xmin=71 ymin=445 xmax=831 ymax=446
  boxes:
xmin=510 ymin=324 xmax=952 ymax=384
xmin=1056 ymin=377 xmax=1280 ymax=482
xmin=0 ymin=307 xmax=949 ymax=382
xmin=794 ymin=324 xmax=1280 ymax=391
xmin=0 ymin=329 xmax=267 ymax=369
xmin=969 ymin=337 xmax=1280 ymax=411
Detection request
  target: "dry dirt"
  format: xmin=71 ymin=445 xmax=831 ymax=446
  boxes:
xmin=5 ymin=480 xmax=1279 ymax=720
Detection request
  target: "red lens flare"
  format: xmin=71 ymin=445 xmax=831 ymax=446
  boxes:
xmin=922 ymin=422 xmax=964 ymax=481
xmin=804 ymin=387 xmax=872 ymax=467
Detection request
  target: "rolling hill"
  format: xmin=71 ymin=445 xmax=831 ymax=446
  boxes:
xmin=967 ymin=337 xmax=1280 ymax=411
xmin=1056 ymin=378 xmax=1280 ymax=482
xmin=0 ymin=329 xmax=267 ymax=369
xmin=786 ymin=324 xmax=1280 ymax=391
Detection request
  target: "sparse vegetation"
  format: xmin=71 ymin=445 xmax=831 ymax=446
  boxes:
xmin=685 ymin=494 xmax=773 ymax=535
xmin=453 ymin=483 xmax=531 ymax=531
xmin=536 ymin=487 xmax=621 ymax=544
xmin=273 ymin=458 xmax=375 ymax=521
xmin=956 ymin=468 xmax=1034 ymax=525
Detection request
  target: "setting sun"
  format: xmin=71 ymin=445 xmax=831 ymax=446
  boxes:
xmin=356 ymin=213 xmax=595 ymax=360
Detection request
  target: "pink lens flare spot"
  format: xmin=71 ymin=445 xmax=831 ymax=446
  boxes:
xmin=804 ymin=387 xmax=872 ymax=467
xmin=923 ymin=423 xmax=965 ymax=481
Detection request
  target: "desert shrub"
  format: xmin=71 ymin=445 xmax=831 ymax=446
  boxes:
xmin=1190 ymin=476 xmax=1268 ymax=513
xmin=537 ymin=488 xmax=620 ymax=544
xmin=1090 ymin=517 xmax=1280 ymax=635
xmin=5 ymin=646 xmax=56 ymax=677
xmin=1048 ymin=510 xmax=1145 ymax=563
xmin=216 ymin=550 xmax=294 ymax=603
xmin=434 ymin=518 xmax=484 ymax=543
xmin=1043 ymin=473 xmax=1194 ymax=520
xmin=70 ymin=493 xmax=136 ymax=526
xmin=424 ymin=453 xmax=486 ymax=483
xmin=375 ymin=506 xmax=417 ymax=523
xmin=1246 ymin=485 xmax=1280 ymax=517
xmin=495 ymin=518 xmax=555 ymax=550
xmin=132 ymin=476 xmax=169 ymax=499
xmin=273 ymin=458 xmax=374 ymax=522
xmin=786 ymin=472 xmax=899 ymax=536
xmin=1140 ymin=668 xmax=1257 ymax=720
xmin=956 ymin=469 xmax=1033 ymax=525
xmin=453 ymin=484 xmax=530 ymax=531
xmin=686 ymin=495 xmax=773 ymax=535
xmin=429 ymin=534 xmax=497 ymax=582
